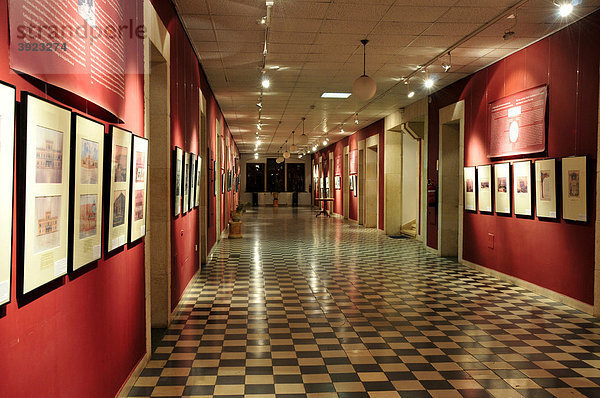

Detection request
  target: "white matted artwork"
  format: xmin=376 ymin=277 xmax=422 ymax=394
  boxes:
xmin=494 ymin=162 xmax=511 ymax=215
xmin=189 ymin=154 xmax=196 ymax=210
xmin=513 ymin=160 xmax=532 ymax=216
xmin=183 ymin=152 xmax=190 ymax=213
xmin=21 ymin=93 xmax=71 ymax=294
xmin=174 ymin=147 xmax=182 ymax=216
xmin=194 ymin=156 xmax=201 ymax=208
xmin=464 ymin=166 xmax=476 ymax=211
xmin=72 ymin=114 xmax=104 ymax=271
xmin=562 ymin=156 xmax=587 ymax=222
xmin=0 ymin=82 xmax=15 ymax=304
xmin=130 ymin=135 xmax=148 ymax=242
xmin=477 ymin=165 xmax=492 ymax=213
xmin=535 ymin=158 xmax=557 ymax=219
xmin=106 ymin=126 xmax=132 ymax=252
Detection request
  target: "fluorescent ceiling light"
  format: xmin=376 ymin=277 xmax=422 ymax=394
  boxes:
xmin=321 ymin=92 xmax=352 ymax=99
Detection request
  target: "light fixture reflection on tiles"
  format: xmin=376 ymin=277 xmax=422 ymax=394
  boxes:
xmin=352 ymin=39 xmax=377 ymax=101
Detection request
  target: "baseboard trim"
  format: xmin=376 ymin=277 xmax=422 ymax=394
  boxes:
xmin=116 ymin=352 xmax=150 ymax=398
xmin=424 ymin=244 xmax=440 ymax=256
xmin=348 ymin=219 xmax=359 ymax=225
xmin=461 ymin=259 xmax=593 ymax=315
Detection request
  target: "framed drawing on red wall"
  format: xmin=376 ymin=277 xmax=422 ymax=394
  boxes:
xmin=190 ymin=154 xmax=197 ymax=209
xmin=562 ymin=156 xmax=587 ymax=222
xmin=513 ymin=160 xmax=532 ymax=216
xmin=130 ymin=135 xmax=148 ymax=243
xmin=488 ymin=85 xmax=547 ymax=158
xmin=463 ymin=166 xmax=476 ymax=211
xmin=71 ymin=114 xmax=104 ymax=271
xmin=174 ymin=147 xmax=183 ymax=216
xmin=352 ymin=175 xmax=358 ymax=197
xmin=183 ymin=152 xmax=190 ymax=214
xmin=335 ymin=176 xmax=341 ymax=190
xmin=0 ymin=81 xmax=15 ymax=304
xmin=195 ymin=156 xmax=201 ymax=207
xmin=106 ymin=126 xmax=132 ymax=253
xmin=534 ymin=158 xmax=557 ymax=219
xmin=20 ymin=93 xmax=72 ymax=294
xmin=494 ymin=162 xmax=511 ymax=215
xmin=477 ymin=165 xmax=492 ymax=213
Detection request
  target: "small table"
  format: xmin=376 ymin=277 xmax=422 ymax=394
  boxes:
xmin=314 ymin=198 xmax=334 ymax=217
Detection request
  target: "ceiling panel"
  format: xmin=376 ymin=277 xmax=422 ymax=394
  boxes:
xmin=173 ymin=0 xmax=600 ymax=153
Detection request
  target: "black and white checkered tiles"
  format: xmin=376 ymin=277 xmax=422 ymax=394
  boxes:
xmin=128 ymin=208 xmax=600 ymax=398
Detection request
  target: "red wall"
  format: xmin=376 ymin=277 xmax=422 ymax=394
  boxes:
xmin=0 ymin=0 xmax=240 ymax=396
xmin=427 ymin=12 xmax=599 ymax=305
xmin=150 ymin=0 xmax=239 ymax=310
xmin=0 ymin=0 xmax=146 ymax=396
xmin=315 ymin=120 xmax=385 ymax=229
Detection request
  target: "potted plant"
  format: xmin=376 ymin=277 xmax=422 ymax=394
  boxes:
xmin=229 ymin=203 xmax=250 ymax=238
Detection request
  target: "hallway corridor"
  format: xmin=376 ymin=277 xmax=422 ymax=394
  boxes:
xmin=128 ymin=208 xmax=600 ymax=398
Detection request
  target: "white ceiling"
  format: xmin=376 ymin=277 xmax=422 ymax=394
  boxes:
xmin=173 ymin=0 xmax=600 ymax=154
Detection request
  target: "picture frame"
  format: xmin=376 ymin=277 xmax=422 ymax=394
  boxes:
xmin=0 ymin=81 xmax=15 ymax=305
xmin=194 ymin=155 xmax=201 ymax=208
xmin=349 ymin=175 xmax=355 ymax=191
xmin=71 ymin=113 xmax=104 ymax=271
xmin=183 ymin=152 xmax=190 ymax=214
xmin=535 ymin=158 xmax=557 ymax=219
xmin=335 ymin=176 xmax=341 ymax=190
xmin=106 ymin=126 xmax=132 ymax=253
xmin=477 ymin=165 xmax=492 ymax=213
xmin=20 ymin=92 xmax=71 ymax=294
xmin=189 ymin=154 xmax=196 ymax=210
xmin=464 ymin=166 xmax=476 ymax=211
xmin=494 ymin=162 xmax=511 ymax=215
xmin=562 ymin=156 xmax=587 ymax=222
xmin=513 ymin=160 xmax=532 ymax=216
xmin=213 ymin=160 xmax=217 ymax=196
xmin=129 ymin=135 xmax=148 ymax=242
xmin=221 ymin=172 xmax=225 ymax=194
xmin=352 ymin=175 xmax=357 ymax=197
xmin=173 ymin=147 xmax=183 ymax=216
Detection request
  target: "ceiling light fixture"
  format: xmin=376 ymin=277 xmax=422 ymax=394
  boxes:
xmin=558 ymin=1 xmax=574 ymax=17
xmin=405 ymin=79 xmax=415 ymax=98
xmin=321 ymin=92 xmax=352 ymax=99
xmin=442 ymin=52 xmax=452 ymax=72
xmin=424 ymin=69 xmax=434 ymax=89
xmin=257 ymin=123 xmax=262 ymax=130
xmin=290 ymin=131 xmax=298 ymax=152
xmin=352 ymin=39 xmax=377 ymax=101
xmin=299 ymin=117 xmax=309 ymax=145
xmin=261 ymin=76 xmax=270 ymax=89
xmin=354 ymin=114 xmax=359 ymax=125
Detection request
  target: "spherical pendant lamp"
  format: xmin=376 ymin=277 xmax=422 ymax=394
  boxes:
xmin=352 ymin=39 xmax=376 ymax=101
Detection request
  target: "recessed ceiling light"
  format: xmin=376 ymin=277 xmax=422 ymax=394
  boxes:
xmin=321 ymin=92 xmax=352 ymax=99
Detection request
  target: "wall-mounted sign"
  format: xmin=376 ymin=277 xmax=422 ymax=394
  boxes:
xmin=488 ymin=85 xmax=547 ymax=158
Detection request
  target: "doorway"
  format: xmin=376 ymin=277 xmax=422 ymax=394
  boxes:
xmin=401 ymin=133 xmax=420 ymax=237
xmin=365 ymin=137 xmax=378 ymax=228
xmin=328 ymin=157 xmax=334 ymax=215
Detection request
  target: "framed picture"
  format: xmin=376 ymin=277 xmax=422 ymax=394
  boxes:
xmin=535 ymin=158 xmax=557 ymax=219
xmin=194 ymin=156 xmax=201 ymax=208
xmin=106 ymin=126 xmax=132 ymax=253
xmin=183 ymin=152 xmax=190 ymax=214
xmin=221 ymin=172 xmax=225 ymax=194
xmin=130 ymin=135 xmax=148 ymax=242
xmin=477 ymin=165 xmax=492 ymax=213
xmin=352 ymin=175 xmax=357 ymax=197
xmin=494 ymin=162 xmax=511 ymax=215
xmin=213 ymin=160 xmax=217 ymax=196
xmin=173 ymin=147 xmax=183 ymax=216
xmin=227 ymin=170 xmax=232 ymax=192
xmin=464 ymin=166 xmax=476 ymax=211
xmin=0 ymin=82 xmax=15 ymax=305
xmin=335 ymin=176 xmax=341 ymax=190
xmin=513 ymin=160 xmax=532 ymax=216
xmin=71 ymin=114 xmax=104 ymax=271
xmin=562 ymin=156 xmax=587 ymax=222
xmin=20 ymin=93 xmax=71 ymax=294
xmin=189 ymin=154 xmax=196 ymax=210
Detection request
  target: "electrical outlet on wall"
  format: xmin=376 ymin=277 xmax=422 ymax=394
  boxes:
xmin=488 ymin=233 xmax=494 ymax=249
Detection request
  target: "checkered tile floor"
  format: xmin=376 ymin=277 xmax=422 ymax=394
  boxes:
xmin=128 ymin=208 xmax=600 ymax=398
